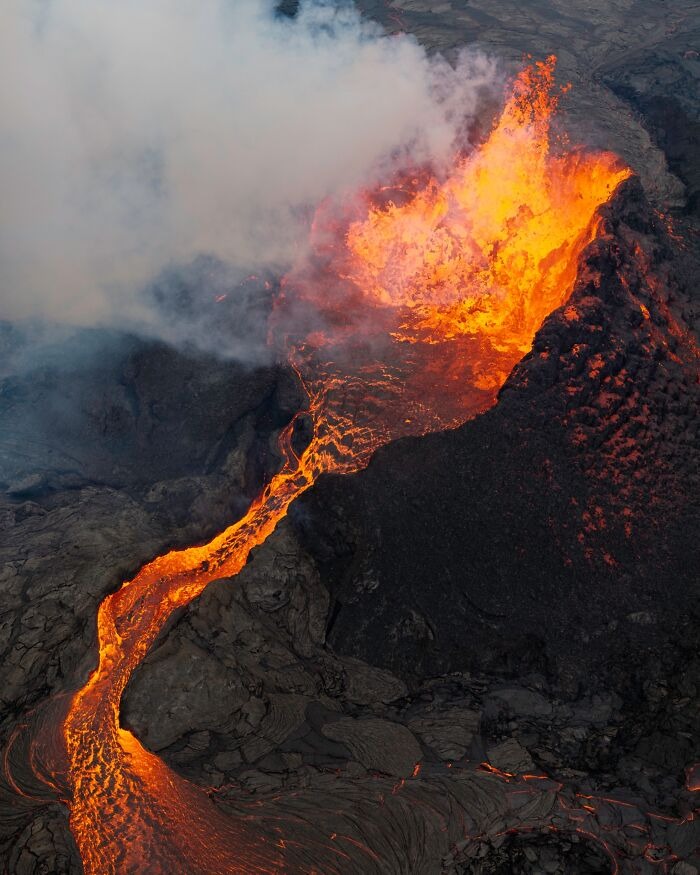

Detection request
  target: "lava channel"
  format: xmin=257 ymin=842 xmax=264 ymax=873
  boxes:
xmin=42 ymin=57 xmax=631 ymax=874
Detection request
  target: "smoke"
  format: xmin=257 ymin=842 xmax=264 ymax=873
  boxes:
xmin=0 ymin=0 xmax=499 ymax=360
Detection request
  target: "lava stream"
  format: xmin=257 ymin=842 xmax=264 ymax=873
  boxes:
xmin=56 ymin=57 xmax=631 ymax=874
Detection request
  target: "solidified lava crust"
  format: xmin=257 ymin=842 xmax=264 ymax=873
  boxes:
xmin=0 ymin=51 xmax=698 ymax=875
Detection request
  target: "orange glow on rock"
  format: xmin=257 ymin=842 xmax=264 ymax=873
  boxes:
xmin=59 ymin=58 xmax=631 ymax=873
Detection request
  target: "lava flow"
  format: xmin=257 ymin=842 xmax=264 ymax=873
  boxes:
xmin=56 ymin=57 xmax=629 ymax=874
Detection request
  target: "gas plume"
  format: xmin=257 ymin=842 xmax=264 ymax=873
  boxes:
xmin=0 ymin=0 xmax=498 ymax=359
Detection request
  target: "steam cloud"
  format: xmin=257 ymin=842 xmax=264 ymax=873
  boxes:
xmin=1 ymin=0 xmax=498 ymax=359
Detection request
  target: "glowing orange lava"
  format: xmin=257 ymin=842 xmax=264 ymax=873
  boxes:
xmin=58 ymin=57 xmax=630 ymax=873
xmin=347 ymin=60 xmax=627 ymax=354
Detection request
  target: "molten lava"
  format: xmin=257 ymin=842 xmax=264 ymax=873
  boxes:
xmin=346 ymin=60 xmax=626 ymax=353
xmin=58 ymin=57 xmax=630 ymax=873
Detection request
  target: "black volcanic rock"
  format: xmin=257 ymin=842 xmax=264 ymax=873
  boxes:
xmin=0 ymin=335 xmax=303 ymax=873
xmin=1 ymin=0 xmax=700 ymax=869
xmin=0 ymin=330 xmax=303 ymax=724
xmin=0 ymin=327 xmax=300 ymax=498
xmin=602 ymin=31 xmax=700 ymax=216
xmin=116 ymin=179 xmax=699 ymax=873
xmin=290 ymin=178 xmax=699 ymax=695
xmin=3 ymin=179 xmax=698 ymax=873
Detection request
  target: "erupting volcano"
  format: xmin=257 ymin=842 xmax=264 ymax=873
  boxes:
xmin=41 ymin=57 xmax=641 ymax=874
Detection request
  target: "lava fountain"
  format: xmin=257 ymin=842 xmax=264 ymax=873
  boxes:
xmin=54 ymin=57 xmax=629 ymax=874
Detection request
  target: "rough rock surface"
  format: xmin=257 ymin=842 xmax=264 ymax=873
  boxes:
xmin=295 ymin=179 xmax=699 ymax=694
xmin=1 ymin=1 xmax=699 ymax=872
xmin=0 ymin=334 xmax=302 ymax=871
xmin=119 ymin=180 xmax=698 ymax=873
xmin=357 ymin=0 xmax=699 ymax=211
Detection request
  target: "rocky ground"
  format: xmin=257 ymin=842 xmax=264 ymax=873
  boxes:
xmin=357 ymin=0 xmax=699 ymax=212
xmin=1 ymin=1 xmax=699 ymax=873
xmin=0 ymin=332 xmax=304 ymax=872
xmin=123 ymin=179 xmax=699 ymax=874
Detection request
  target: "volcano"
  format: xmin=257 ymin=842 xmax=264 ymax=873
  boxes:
xmin=1 ymin=6 xmax=699 ymax=875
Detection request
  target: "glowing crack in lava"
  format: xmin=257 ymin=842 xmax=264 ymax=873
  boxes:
xmin=59 ymin=58 xmax=629 ymax=873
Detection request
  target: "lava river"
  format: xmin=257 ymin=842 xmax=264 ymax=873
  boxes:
xmin=49 ymin=58 xmax=630 ymax=873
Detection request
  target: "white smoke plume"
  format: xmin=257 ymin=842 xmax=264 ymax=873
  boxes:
xmin=0 ymin=0 xmax=499 ymax=359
